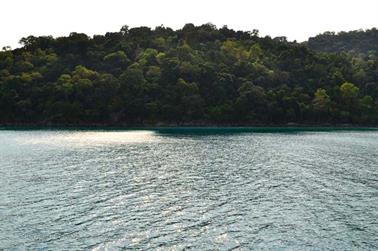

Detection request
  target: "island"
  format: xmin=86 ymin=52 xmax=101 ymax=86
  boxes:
xmin=0 ymin=25 xmax=377 ymax=126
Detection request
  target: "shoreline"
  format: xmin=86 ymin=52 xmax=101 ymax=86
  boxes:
xmin=1 ymin=122 xmax=377 ymax=131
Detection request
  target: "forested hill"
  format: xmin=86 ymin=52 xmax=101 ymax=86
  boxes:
xmin=0 ymin=24 xmax=377 ymax=126
xmin=307 ymin=28 xmax=378 ymax=55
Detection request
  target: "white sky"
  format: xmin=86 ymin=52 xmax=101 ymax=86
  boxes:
xmin=1 ymin=0 xmax=378 ymax=49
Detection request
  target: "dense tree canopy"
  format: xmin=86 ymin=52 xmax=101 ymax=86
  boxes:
xmin=307 ymin=28 xmax=378 ymax=56
xmin=0 ymin=24 xmax=377 ymax=125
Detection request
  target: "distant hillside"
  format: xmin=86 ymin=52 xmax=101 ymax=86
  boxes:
xmin=0 ymin=24 xmax=378 ymax=126
xmin=307 ymin=28 xmax=378 ymax=55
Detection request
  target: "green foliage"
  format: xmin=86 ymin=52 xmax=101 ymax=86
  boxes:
xmin=340 ymin=82 xmax=359 ymax=100
xmin=313 ymin=88 xmax=331 ymax=112
xmin=0 ymin=24 xmax=377 ymax=125
xmin=308 ymin=28 xmax=378 ymax=55
xmin=103 ymin=50 xmax=130 ymax=72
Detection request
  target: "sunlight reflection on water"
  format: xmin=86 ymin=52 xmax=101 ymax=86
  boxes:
xmin=20 ymin=130 xmax=159 ymax=146
xmin=1 ymin=129 xmax=378 ymax=250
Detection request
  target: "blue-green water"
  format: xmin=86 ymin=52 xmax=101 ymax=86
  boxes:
xmin=0 ymin=128 xmax=377 ymax=250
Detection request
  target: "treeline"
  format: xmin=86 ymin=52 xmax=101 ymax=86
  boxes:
xmin=307 ymin=28 xmax=378 ymax=56
xmin=0 ymin=24 xmax=377 ymax=125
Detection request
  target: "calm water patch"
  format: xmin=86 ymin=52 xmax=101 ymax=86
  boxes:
xmin=0 ymin=128 xmax=377 ymax=250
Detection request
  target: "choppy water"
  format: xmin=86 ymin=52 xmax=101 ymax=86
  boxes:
xmin=0 ymin=128 xmax=377 ymax=250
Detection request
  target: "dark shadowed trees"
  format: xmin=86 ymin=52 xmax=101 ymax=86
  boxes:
xmin=0 ymin=25 xmax=377 ymax=125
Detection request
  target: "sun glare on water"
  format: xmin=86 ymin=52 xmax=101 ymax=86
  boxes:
xmin=23 ymin=130 xmax=159 ymax=146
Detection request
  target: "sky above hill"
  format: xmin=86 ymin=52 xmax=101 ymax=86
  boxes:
xmin=1 ymin=0 xmax=378 ymax=48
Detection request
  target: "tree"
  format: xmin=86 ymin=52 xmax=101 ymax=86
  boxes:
xmin=340 ymin=82 xmax=359 ymax=100
xmin=235 ymin=81 xmax=267 ymax=122
xmin=313 ymin=88 xmax=331 ymax=112
xmin=56 ymin=74 xmax=73 ymax=98
xmin=312 ymin=88 xmax=331 ymax=122
xmin=339 ymin=82 xmax=360 ymax=121
xmin=103 ymin=51 xmax=130 ymax=70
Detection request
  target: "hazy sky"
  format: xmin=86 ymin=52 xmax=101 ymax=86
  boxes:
xmin=1 ymin=0 xmax=378 ymax=48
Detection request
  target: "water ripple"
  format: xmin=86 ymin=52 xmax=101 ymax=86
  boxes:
xmin=0 ymin=130 xmax=377 ymax=250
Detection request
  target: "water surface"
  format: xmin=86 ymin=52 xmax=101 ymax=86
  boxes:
xmin=0 ymin=128 xmax=377 ymax=250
